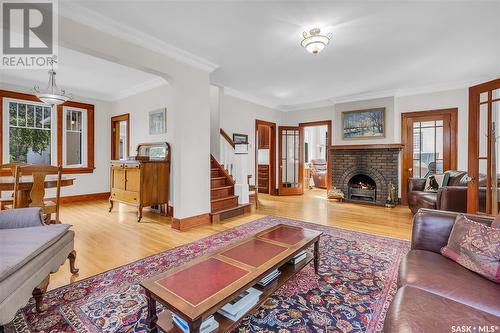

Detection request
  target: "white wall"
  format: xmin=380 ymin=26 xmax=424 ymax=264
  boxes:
xmin=210 ymin=85 xmax=221 ymax=160
xmin=111 ymin=82 xmax=172 ymax=154
xmin=220 ymin=93 xmax=282 ymax=186
xmin=60 ymin=15 xmax=212 ymax=220
xmin=395 ymin=88 xmax=468 ymax=170
xmin=0 ymin=82 xmax=111 ymax=197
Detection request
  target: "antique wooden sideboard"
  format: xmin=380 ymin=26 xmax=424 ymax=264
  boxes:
xmin=109 ymin=142 xmax=170 ymax=222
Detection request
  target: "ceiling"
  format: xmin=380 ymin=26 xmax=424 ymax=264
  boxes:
xmin=0 ymin=47 xmax=164 ymax=101
xmin=63 ymin=1 xmax=500 ymax=110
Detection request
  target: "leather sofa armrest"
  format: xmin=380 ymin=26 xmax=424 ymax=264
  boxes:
xmin=0 ymin=207 xmax=44 ymax=229
xmin=408 ymin=178 xmax=426 ymax=192
xmin=411 ymin=209 xmax=460 ymax=253
xmin=436 ymin=186 xmax=468 ymax=213
xmin=411 ymin=209 xmax=494 ymax=253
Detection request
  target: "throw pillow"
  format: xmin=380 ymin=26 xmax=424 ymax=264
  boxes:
xmin=441 ymin=215 xmax=500 ymax=283
xmin=424 ymin=173 xmax=450 ymax=192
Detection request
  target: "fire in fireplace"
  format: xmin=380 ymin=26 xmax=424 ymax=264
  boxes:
xmin=348 ymin=174 xmax=376 ymax=202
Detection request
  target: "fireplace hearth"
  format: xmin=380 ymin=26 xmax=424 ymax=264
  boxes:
xmin=329 ymin=144 xmax=402 ymax=205
xmin=348 ymin=174 xmax=376 ymax=202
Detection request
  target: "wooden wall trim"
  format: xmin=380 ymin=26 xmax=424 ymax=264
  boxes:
xmin=48 ymin=192 xmax=111 ymax=204
xmin=171 ymin=213 xmax=211 ymax=231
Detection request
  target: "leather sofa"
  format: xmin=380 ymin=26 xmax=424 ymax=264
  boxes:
xmin=407 ymin=170 xmax=467 ymax=214
xmin=384 ymin=209 xmax=500 ymax=332
xmin=310 ymin=159 xmax=327 ymax=188
xmin=0 ymin=208 xmax=78 ymax=326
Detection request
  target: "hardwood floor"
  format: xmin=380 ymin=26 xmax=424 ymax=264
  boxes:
xmin=50 ymin=188 xmax=413 ymax=291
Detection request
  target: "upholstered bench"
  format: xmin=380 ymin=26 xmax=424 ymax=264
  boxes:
xmin=0 ymin=208 xmax=78 ymax=327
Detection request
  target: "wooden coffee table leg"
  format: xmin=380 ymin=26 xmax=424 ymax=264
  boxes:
xmin=145 ymin=291 xmax=158 ymax=333
xmin=314 ymin=239 xmax=320 ymax=274
xmin=189 ymin=318 xmax=203 ymax=333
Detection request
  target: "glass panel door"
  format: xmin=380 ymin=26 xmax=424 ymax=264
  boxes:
xmin=468 ymin=78 xmax=500 ymax=215
xmin=278 ymin=126 xmax=303 ymax=195
xmin=401 ymin=110 xmax=456 ymax=204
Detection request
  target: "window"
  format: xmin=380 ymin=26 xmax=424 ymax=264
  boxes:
xmin=0 ymin=90 xmax=95 ymax=174
xmin=63 ymin=106 xmax=87 ymax=167
xmin=3 ymin=99 xmax=56 ymax=164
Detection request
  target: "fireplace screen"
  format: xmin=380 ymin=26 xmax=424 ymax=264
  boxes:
xmin=348 ymin=174 xmax=376 ymax=202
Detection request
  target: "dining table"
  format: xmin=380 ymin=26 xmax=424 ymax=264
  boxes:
xmin=0 ymin=175 xmax=75 ymax=208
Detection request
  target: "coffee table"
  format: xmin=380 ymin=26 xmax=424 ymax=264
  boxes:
xmin=140 ymin=224 xmax=322 ymax=333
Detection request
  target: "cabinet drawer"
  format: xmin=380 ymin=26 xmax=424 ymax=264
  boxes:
xmin=111 ymin=189 xmax=139 ymax=204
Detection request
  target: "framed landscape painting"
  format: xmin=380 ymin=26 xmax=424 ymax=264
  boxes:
xmin=342 ymin=107 xmax=385 ymax=139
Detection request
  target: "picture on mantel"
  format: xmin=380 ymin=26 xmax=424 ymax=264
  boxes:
xmin=342 ymin=107 xmax=385 ymax=139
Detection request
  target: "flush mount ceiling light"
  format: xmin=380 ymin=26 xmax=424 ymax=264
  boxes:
xmin=33 ymin=56 xmax=71 ymax=106
xmin=301 ymin=28 xmax=332 ymax=55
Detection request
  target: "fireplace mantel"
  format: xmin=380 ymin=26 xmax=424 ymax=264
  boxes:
xmin=329 ymin=144 xmax=404 ymax=151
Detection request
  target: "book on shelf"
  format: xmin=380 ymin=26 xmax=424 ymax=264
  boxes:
xmin=257 ymin=269 xmax=281 ymax=287
xmin=217 ymin=287 xmax=262 ymax=321
xmin=289 ymin=250 xmax=307 ymax=265
xmin=172 ymin=314 xmax=218 ymax=333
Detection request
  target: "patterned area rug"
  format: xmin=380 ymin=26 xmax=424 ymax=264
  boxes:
xmin=5 ymin=216 xmax=409 ymax=333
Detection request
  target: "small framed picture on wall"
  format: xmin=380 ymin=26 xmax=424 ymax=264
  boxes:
xmin=233 ymin=133 xmax=248 ymax=144
xmin=149 ymin=108 xmax=167 ymax=135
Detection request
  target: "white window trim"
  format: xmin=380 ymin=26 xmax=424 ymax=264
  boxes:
xmin=2 ymin=98 xmax=57 ymax=165
xmin=62 ymin=105 xmax=88 ymax=168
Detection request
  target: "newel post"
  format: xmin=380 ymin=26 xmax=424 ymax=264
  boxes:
xmin=233 ymin=143 xmax=249 ymax=204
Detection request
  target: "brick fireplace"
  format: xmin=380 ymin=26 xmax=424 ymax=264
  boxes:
xmin=330 ymin=144 xmax=403 ymax=205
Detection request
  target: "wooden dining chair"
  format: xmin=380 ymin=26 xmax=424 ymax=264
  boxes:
xmin=10 ymin=164 xmax=63 ymax=224
xmin=0 ymin=163 xmax=29 ymax=210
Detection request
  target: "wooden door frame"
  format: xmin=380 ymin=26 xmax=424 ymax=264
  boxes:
xmin=401 ymin=108 xmax=458 ymax=204
xmin=111 ymin=113 xmax=130 ymax=160
xmin=278 ymin=125 xmax=304 ymax=195
xmin=467 ymin=78 xmax=500 ymax=213
xmin=255 ymin=119 xmax=277 ymax=195
xmin=299 ymin=120 xmax=333 ymax=192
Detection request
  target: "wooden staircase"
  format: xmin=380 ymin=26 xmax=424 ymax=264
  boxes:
xmin=210 ymin=155 xmax=250 ymax=223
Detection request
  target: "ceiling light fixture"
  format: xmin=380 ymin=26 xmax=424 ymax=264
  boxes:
xmin=33 ymin=56 xmax=71 ymax=106
xmin=301 ymin=28 xmax=332 ymax=55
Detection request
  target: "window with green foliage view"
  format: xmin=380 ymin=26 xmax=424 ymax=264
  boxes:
xmin=8 ymin=100 xmax=53 ymax=164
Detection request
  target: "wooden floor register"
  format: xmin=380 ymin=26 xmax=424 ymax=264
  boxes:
xmin=141 ymin=224 xmax=322 ymax=333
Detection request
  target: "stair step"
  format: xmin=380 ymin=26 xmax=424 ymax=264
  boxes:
xmin=211 ymin=195 xmax=238 ymax=212
xmin=211 ymin=177 xmax=227 ymax=187
xmin=211 ymin=168 xmax=221 ymax=177
xmin=211 ymin=185 xmax=233 ymax=199
xmin=211 ymin=203 xmax=251 ymax=223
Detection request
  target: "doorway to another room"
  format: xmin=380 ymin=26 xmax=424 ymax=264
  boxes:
xmin=111 ymin=114 xmax=130 ymax=160
xmin=401 ymin=109 xmax=458 ymax=204
xmin=255 ymin=120 xmax=276 ymax=195
xmin=300 ymin=121 xmax=332 ymax=194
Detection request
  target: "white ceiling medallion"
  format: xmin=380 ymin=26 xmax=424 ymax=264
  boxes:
xmin=301 ymin=28 xmax=332 ymax=55
xmin=33 ymin=57 xmax=72 ymax=106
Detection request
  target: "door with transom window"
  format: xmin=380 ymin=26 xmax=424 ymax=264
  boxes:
xmin=401 ymin=109 xmax=458 ymax=204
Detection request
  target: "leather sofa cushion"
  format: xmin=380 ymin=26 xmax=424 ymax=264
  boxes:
xmin=384 ymin=286 xmax=499 ymax=333
xmin=0 ymin=224 xmax=71 ymax=282
xmin=399 ymin=250 xmax=500 ymax=316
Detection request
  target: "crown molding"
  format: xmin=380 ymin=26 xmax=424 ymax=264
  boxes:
xmin=222 ymin=86 xmax=280 ymax=111
xmin=59 ymin=2 xmax=218 ymax=73
xmin=110 ymin=77 xmax=167 ymax=101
